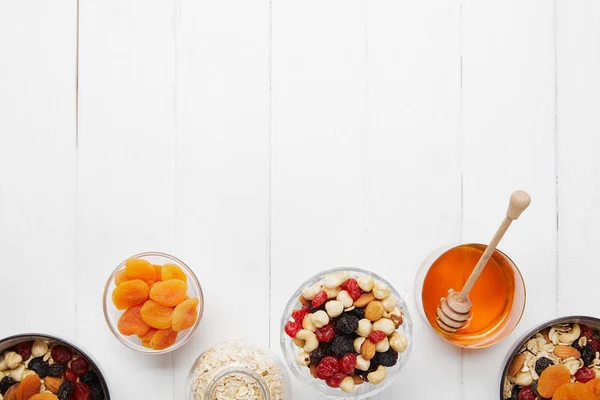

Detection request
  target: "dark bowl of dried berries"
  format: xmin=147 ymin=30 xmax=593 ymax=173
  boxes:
xmin=0 ymin=334 xmax=110 ymax=400
xmin=281 ymin=267 xmax=412 ymax=399
xmin=501 ymin=316 xmax=600 ymax=400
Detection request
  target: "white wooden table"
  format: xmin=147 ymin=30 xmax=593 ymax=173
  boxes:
xmin=1 ymin=0 xmax=598 ymax=398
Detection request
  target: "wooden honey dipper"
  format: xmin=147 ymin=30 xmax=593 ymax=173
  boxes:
xmin=436 ymin=190 xmax=531 ymax=333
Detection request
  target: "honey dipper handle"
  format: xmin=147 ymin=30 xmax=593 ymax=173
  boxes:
xmin=458 ymin=191 xmax=531 ymax=300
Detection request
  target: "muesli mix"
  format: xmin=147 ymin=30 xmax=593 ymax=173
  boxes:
xmin=284 ymin=271 xmax=409 ymax=393
xmin=504 ymin=323 xmax=600 ymax=399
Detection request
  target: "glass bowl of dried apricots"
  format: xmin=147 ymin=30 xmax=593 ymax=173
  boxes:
xmin=103 ymin=252 xmax=204 ymax=354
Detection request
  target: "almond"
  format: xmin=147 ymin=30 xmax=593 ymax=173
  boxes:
xmin=299 ymin=295 xmax=311 ymax=307
xmin=541 ymin=328 xmax=551 ymax=343
xmin=353 ymin=375 xmax=364 ymax=385
xmin=360 ymin=339 xmax=377 ymax=361
xmin=44 ymin=376 xmax=63 ymax=394
xmin=508 ymin=353 xmax=525 ymax=377
xmin=354 ymin=293 xmax=375 ymax=308
xmin=365 ymin=301 xmax=384 ymax=322
xmin=309 ymin=363 xmax=318 ymax=378
xmin=554 ymin=345 xmax=581 ymax=360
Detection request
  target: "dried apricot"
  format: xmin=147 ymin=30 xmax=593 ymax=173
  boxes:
xmin=124 ymin=258 xmax=156 ymax=285
xmin=16 ymin=373 xmax=41 ymax=400
xmin=138 ymin=328 xmax=158 ymax=348
xmin=117 ymin=305 xmax=152 ymax=336
xmin=553 ymin=382 xmax=595 ymax=400
xmin=149 ymin=279 xmax=187 ymax=307
xmin=113 ymin=270 xmax=129 ymax=286
xmin=161 ymin=264 xmax=187 ymax=283
xmin=585 ymin=378 xmax=600 ymax=399
xmin=538 ymin=364 xmax=572 ymax=398
xmin=112 ymin=279 xmax=149 ymax=310
xmin=150 ymin=328 xmax=178 ymax=350
xmin=29 ymin=394 xmax=58 ymax=400
xmin=153 ymin=265 xmax=163 ymax=282
xmin=4 ymin=384 xmax=18 ymax=400
xmin=140 ymin=300 xmax=174 ymax=329
xmin=172 ymin=298 xmax=199 ymax=331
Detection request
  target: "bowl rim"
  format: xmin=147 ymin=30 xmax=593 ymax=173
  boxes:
xmin=279 ymin=266 xmax=413 ymax=399
xmin=498 ymin=315 xmax=600 ymax=399
xmin=102 ymin=251 xmax=204 ymax=355
xmin=0 ymin=333 xmax=111 ymax=399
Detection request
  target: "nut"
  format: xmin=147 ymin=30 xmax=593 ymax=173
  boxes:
xmin=302 ymin=285 xmax=320 ymax=300
xmin=372 ymin=318 xmax=395 ymax=335
xmin=312 ymin=310 xmax=330 ymax=328
xmin=514 ymin=371 xmax=533 ymax=387
xmin=353 ymin=375 xmax=365 ymax=385
xmin=376 ymin=337 xmax=390 ymax=352
xmin=44 ymin=376 xmax=63 ymax=394
xmin=324 ymin=272 xmax=349 ymax=288
xmin=372 ymin=282 xmax=390 ymax=299
xmin=554 ymin=345 xmax=581 ymax=360
xmin=293 ymin=337 xmax=306 ymax=348
xmin=367 ymin=365 xmax=386 ymax=385
xmin=309 ymin=364 xmax=318 ymax=378
xmin=337 ymin=290 xmax=353 ymax=308
xmin=354 ymin=293 xmax=376 ymax=308
xmin=540 ymin=328 xmax=551 ymax=343
xmin=558 ymin=323 xmax=580 ymax=344
xmin=21 ymin=370 xmax=35 ymax=380
xmin=31 ymin=340 xmax=49 ymax=358
xmin=389 ymin=309 xmax=404 ymax=328
xmin=325 ymin=300 xmax=344 ymax=318
xmin=355 ymin=355 xmax=370 ymax=371
xmin=296 ymin=351 xmax=311 ymax=367
xmin=10 ymin=364 xmax=25 ymax=382
xmin=356 ymin=319 xmax=373 ymax=337
xmin=365 ymin=301 xmax=384 ymax=321
xmin=323 ymin=285 xmax=341 ymax=299
xmin=354 ymin=337 xmax=366 ymax=353
xmin=299 ymin=295 xmax=311 ymax=307
xmin=302 ymin=313 xmax=317 ymax=332
xmin=357 ymin=274 xmax=374 ymax=292
xmin=296 ymin=330 xmax=319 ymax=353
xmin=508 ymin=353 xmax=525 ymax=377
xmin=339 ymin=376 xmax=356 ymax=393
xmin=0 ymin=355 xmax=7 ymax=371
xmin=360 ymin=339 xmax=377 ymax=361
xmin=389 ymin=332 xmax=408 ymax=353
xmin=381 ymin=296 xmax=398 ymax=312
xmin=4 ymin=352 xmax=22 ymax=370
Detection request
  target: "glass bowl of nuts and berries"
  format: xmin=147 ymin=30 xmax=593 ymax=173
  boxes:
xmin=103 ymin=252 xmax=204 ymax=354
xmin=280 ymin=267 xmax=412 ymax=399
xmin=0 ymin=334 xmax=110 ymax=400
xmin=501 ymin=316 xmax=600 ymax=400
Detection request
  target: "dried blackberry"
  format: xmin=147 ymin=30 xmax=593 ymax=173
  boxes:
xmin=310 ymin=305 xmax=325 ymax=314
xmin=80 ymin=370 xmax=101 ymax=388
xmin=331 ymin=335 xmax=354 ymax=357
xmin=531 ymin=381 xmax=540 ymax=397
xmin=534 ymin=357 xmax=553 ymax=376
xmin=309 ymin=345 xmax=330 ymax=365
xmin=58 ymin=381 xmax=75 ymax=400
xmin=355 ymin=369 xmax=369 ymax=382
xmin=572 ymin=342 xmax=583 ymax=352
xmin=508 ymin=386 xmax=520 ymax=400
xmin=334 ymin=313 xmax=359 ymax=335
xmin=47 ymin=362 xmax=68 ymax=377
xmin=28 ymin=356 xmax=49 ymax=378
xmin=375 ymin=348 xmax=398 ymax=367
xmin=90 ymin=385 xmax=105 ymax=400
xmin=348 ymin=307 xmax=364 ymax=320
xmin=0 ymin=376 xmax=16 ymax=395
xmin=581 ymin=344 xmax=595 ymax=366
xmin=367 ymin=358 xmax=380 ymax=372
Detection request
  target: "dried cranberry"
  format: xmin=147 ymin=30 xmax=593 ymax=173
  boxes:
xmin=292 ymin=306 xmax=310 ymax=323
xmin=581 ymin=324 xmax=593 ymax=340
xmin=51 ymin=345 xmax=73 ymax=364
xmin=284 ymin=320 xmax=302 ymax=338
xmin=368 ymin=330 xmax=386 ymax=343
xmin=338 ymin=354 xmax=356 ymax=374
xmin=312 ymin=291 xmax=328 ymax=308
xmin=72 ymin=382 xmax=91 ymax=400
xmin=316 ymin=356 xmax=339 ymax=379
xmin=64 ymin=369 xmax=78 ymax=383
xmin=575 ymin=366 xmax=596 ymax=383
xmin=342 ymin=279 xmax=362 ymax=301
xmin=15 ymin=341 xmax=32 ymax=360
xmin=71 ymin=358 xmax=89 ymax=376
xmin=326 ymin=372 xmax=346 ymax=388
xmin=517 ymin=386 xmax=536 ymax=400
xmin=316 ymin=323 xmax=336 ymax=343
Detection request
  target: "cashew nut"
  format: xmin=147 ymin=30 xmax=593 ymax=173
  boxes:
xmin=312 ymin=310 xmax=330 ymax=328
xmin=389 ymin=332 xmax=408 ymax=353
xmin=355 ymin=355 xmax=370 ymax=371
xmin=325 ymin=300 xmax=344 ymax=318
xmin=381 ymin=296 xmax=398 ymax=312
xmin=514 ymin=371 xmax=533 ymax=386
xmin=293 ymin=337 xmax=306 ymax=348
xmin=354 ymin=337 xmax=366 ymax=353
xmin=5 ymin=352 xmax=22 ymax=370
xmin=31 ymin=340 xmax=48 ymax=358
xmin=10 ymin=364 xmax=25 ymax=382
xmin=337 ymin=290 xmax=353 ymax=308
xmin=373 ymin=282 xmax=391 ymax=300
xmin=367 ymin=365 xmax=387 ymax=384
xmin=302 ymin=285 xmax=320 ymax=300
xmin=296 ymin=351 xmax=311 ymax=367
xmin=376 ymin=337 xmax=390 ymax=352
xmin=323 ymin=285 xmax=341 ymax=299
xmin=324 ymin=272 xmax=349 ymax=288
xmin=356 ymin=319 xmax=373 ymax=338
xmin=559 ymin=324 xmax=581 ymax=345
xmin=297 ymin=330 xmax=319 ymax=353
xmin=302 ymin=313 xmax=317 ymax=332
xmin=339 ymin=376 xmax=356 ymax=393
xmin=0 ymin=355 xmax=7 ymax=371
xmin=21 ymin=370 xmax=35 ymax=380
xmin=372 ymin=318 xmax=395 ymax=335
xmin=357 ymin=274 xmax=374 ymax=292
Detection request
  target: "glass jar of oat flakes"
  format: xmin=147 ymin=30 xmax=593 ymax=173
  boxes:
xmin=187 ymin=341 xmax=290 ymax=400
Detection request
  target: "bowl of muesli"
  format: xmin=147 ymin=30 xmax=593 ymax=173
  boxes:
xmin=501 ymin=316 xmax=600 ymax=400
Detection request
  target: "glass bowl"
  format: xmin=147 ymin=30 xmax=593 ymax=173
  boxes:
xmin=102 ymin=252 xmax=204 ymax=354
xmin=280 ymin=267 xmax=413 ymax=399
xmin=0 ymin=333 xmax=111 ymax=399
xmin=500 ymin=316 xmax=600 ymax=399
